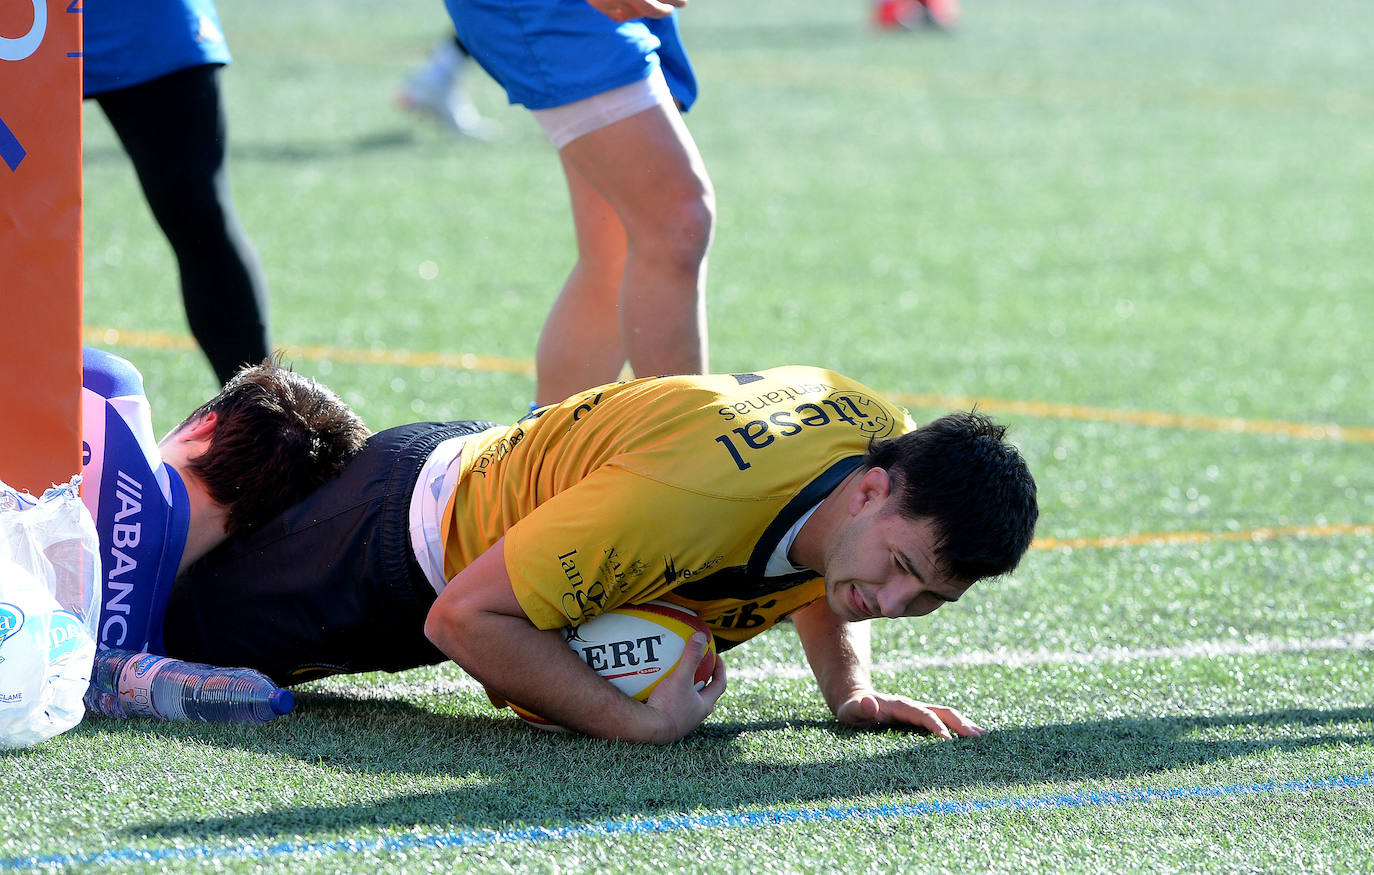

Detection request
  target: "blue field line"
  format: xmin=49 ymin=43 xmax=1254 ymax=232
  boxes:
xmin=5 ymin=773 xmax=1371 ymax=870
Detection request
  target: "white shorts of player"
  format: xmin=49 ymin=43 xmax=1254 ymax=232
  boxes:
xmin=532 ymin=66 xmax=674 ymax=149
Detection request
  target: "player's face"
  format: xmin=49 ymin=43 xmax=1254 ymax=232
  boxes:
xmin=822 ymin=492 xmax=971 ymax=622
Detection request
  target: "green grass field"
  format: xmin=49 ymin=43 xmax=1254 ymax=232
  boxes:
xmin=6 ymin=0 xmax=1373 ymax=871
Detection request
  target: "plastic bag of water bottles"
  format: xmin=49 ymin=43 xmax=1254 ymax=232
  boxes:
xmin=0 ymin=477 xmax=101 ymax=749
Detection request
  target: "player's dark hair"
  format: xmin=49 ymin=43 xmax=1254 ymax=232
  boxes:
xmin=862 ymin=410 xmax=1038 ymax=582
xmin=176 ymin=355 xmax=369 ymax=533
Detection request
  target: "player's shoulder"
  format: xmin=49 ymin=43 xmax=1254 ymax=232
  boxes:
xmin=713 ymin=366 xmax=891 ymax=397
xmin=82 ymin=347 xmax=147 ymax=400
xmin=708 ymin=367 xmax=908 ymax=429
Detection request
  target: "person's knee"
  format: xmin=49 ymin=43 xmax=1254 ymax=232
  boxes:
xmin=637 ymin=186 xmax=715 ymax=272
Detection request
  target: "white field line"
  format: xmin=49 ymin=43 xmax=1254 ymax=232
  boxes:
xmin=862 ymin=630 xmax=1374 ymax=676
xmin=315 ymin=631 xmax=1374 ymax=699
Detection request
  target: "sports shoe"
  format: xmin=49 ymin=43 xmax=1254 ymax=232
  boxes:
xmin=874 ymin=0 xmax=960 ymax=30
xmin=874 ymin=0 xmax=915 ymax=29
xmin=918 ymin=0 xmax=961 ymax=30
xmin=395 ymin=74 xmax=500 ymax=141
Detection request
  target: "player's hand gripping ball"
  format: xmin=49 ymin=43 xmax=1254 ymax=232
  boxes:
xmin=510 ymin=600 xmax=717 ymax=730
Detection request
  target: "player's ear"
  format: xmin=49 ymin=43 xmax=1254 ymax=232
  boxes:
xmin=162 ymin=412 xmax=218 ymax=455
xmin=179 ymin=411 xmax=218 ymax=442
xmin=848 ymin=466 xmax=893 ymax=514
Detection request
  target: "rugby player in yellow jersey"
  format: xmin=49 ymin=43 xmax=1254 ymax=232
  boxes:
xmin=163 ymin=367 xmax=1039 ymax=744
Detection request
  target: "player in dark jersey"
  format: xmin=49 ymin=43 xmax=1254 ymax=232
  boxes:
xmin=80 ymin=348 xmax=368 ymax=655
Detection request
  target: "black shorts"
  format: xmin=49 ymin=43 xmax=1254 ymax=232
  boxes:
xmin=163 ymin=419 xmax=498 ymax=685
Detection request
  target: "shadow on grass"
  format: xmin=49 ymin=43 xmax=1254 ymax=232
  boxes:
xmin=93 ymin=690 xmax=1372 ymax=842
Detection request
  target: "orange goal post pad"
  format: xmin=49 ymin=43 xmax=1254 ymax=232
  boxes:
xmin=0 ymin=0 xmax=83 ymax=494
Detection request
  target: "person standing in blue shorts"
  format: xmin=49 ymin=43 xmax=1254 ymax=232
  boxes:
xmin=84 ymin=0 xmax=272 ymax=386
xmin=445 ymin=0 xmax=714 ymax=406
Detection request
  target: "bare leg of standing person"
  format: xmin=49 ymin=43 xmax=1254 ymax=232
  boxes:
xmin=533 ymin=166 xmax=629 ymax=405
xmin=533 ymin=100 xmax=713 ymax=405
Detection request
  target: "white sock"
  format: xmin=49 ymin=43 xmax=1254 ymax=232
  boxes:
xmin=414 ymin=39 xmax=464 ymax=91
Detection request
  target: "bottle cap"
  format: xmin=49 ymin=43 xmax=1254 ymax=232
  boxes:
xmin=269 ymin=688 xmax=295 ymax=716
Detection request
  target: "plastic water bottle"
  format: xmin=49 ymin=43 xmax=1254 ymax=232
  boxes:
xmin=83 ymin=648 xmax=294 ymax=724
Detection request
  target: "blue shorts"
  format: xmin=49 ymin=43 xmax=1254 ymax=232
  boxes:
xmin=82 ymin=0 xmax=232 ymax=96
xmin=444 ymin=0 xmax=698 ymax=111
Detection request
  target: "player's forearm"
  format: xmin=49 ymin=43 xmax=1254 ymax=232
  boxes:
xmin=792 ymin=599 xmax=874 ymax=716
xmin=424 ymin=602 xmax=678 ymax=742
xmin=423 ymin=536 xmax=709 ymax=742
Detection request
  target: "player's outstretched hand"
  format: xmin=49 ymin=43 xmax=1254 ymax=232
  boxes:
xmin=835 ymin=691 xmax=985 ymax=740
xmin=643 ymin=632 xmax=726 ymax=743
xmin=586 ymin=0 xmax=687 ymax=23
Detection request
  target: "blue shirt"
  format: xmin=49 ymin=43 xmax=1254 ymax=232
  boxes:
xmin=81 ymin=348 xmax=190 ymax=654
xmin=82 ymin=0 xmax=232 ymax=96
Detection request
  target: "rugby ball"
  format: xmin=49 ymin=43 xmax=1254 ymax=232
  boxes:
xmin=511 ymin=600 xmax=717 ymax=730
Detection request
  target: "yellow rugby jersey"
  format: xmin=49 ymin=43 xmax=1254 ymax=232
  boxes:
xmin=438 ymin=367 xmax=917 ymax=649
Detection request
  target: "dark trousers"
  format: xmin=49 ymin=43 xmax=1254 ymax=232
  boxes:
xmin=94 ymin=64 xmax=270 ymax=385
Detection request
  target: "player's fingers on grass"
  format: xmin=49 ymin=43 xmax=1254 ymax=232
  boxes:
xmin=880 ymin=698 xmax=956 ymax=739
xmin=929 ymin=704 xmax=986 ymax=738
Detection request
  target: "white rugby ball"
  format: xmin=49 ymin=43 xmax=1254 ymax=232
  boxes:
xmin=511 ymin=600 xmax=717 ymax=730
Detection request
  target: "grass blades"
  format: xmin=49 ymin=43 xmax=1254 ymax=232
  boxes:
xmin=5 ymin=0 xmax=1370 ymax=871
